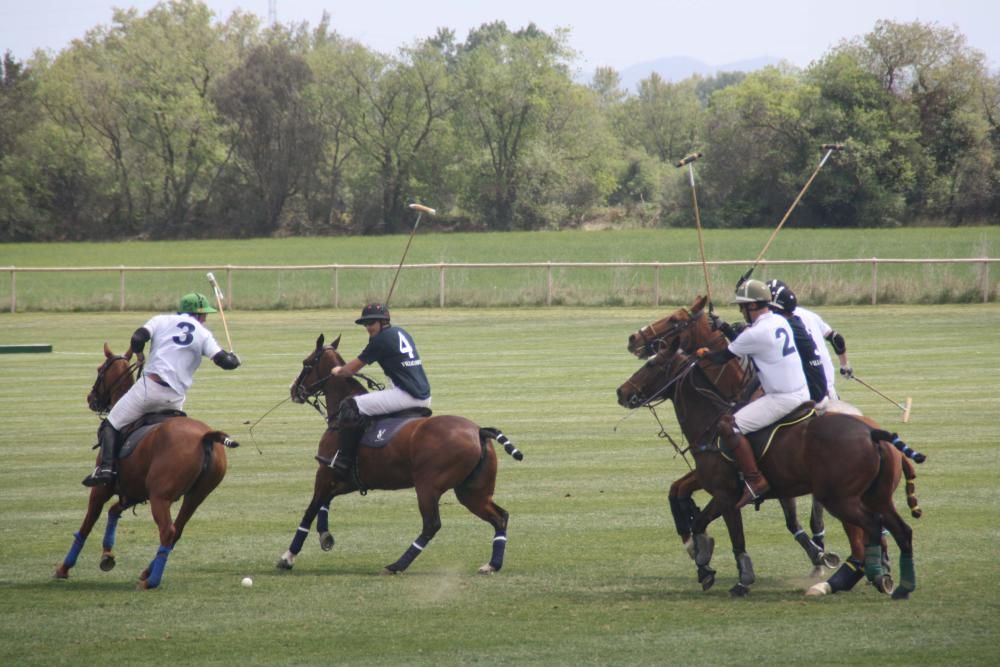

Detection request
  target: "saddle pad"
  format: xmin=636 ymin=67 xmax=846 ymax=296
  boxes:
xmin=361 ymin=415 xmax=425 ymax=448
xmin=718 ymin=403 xmax=816 ymax=462
xmin=118 ymin=411 xmax=187 ymax=460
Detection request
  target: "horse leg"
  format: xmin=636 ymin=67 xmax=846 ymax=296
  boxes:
xmin=689 ymin=497 xmax=725 ymax=591
xmin=278 ymin=467 xmax=336 ymax=571
xmin=719 ymin=506 xmax=754 ymax=597
xmin=668 ymin=470 xmax=702 ymax=559
xmin=813 ymin=498 xmax=892 ymax=595
xmin=454 ymin=484 xmax=510 ymax=575
xmin=99 ymin=500 xmax=132 ymax=573
xmin=54 ymin=486 xmax=114 ymax=579
xmin=138 ymin=496 xmax=176 ymax=590
xmin=806 ymin=523 xmax=866 ymax=596
xmin=880 ymin=509 xmax=915 ymax=599
xmin=383 ymin=485 xmax=442 ymax=575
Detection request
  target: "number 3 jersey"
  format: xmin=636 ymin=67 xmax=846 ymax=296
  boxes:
xmin=728 ymin=311 xmax=807 ymax=395
xmin=358 ymin=325 xmax=431 ymax=399
xmin=142 ymin=313 xmax=223 ymax=393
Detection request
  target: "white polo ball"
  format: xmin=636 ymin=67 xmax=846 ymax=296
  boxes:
xmin=241 ymin=576 xmax=253 ymax=588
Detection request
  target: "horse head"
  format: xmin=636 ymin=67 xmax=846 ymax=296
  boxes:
xmin=87 ymin=343 xmax=135 ymax=414
xmin=289 ymin=333 xmax=348 ymax=405
xmin=627 ymin=295 xmax=713 ymax=359
xmin=617 ymin=337 xmax=689 ymax=408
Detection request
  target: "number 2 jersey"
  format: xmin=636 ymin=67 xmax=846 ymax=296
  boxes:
xmin=358 ymin=325 xmax=431 ymax=399
xmin=141 ymin=313 xmax=224 ymax=393
xmin=728 ymin=310 xmax=807 ymax=395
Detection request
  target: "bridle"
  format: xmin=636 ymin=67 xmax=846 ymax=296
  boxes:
xmin=631 ymin=307 xmax=705 ymax=357
xmin=88 ymin=355 xmax=140 ymax=415
xmin=290 ymin=346 xmax=384 ymax=419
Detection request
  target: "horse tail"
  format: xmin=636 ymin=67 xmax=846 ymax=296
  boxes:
xmin=869 ymin=429 xmax=923 ymax=518
xmin=203 ymin=431 xmax=240 ymax=449
xmin=480 ymin=427 xmax=523 ymax=461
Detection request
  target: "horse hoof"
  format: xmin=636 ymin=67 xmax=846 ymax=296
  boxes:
xmin=477 ymin=564 xmax=497 ymax=575
xmin=698 ymin=567 xmax=716 ymax=591
xmin=891 ymin=587 xmax=912 ymax=600
xmin=809 ymin=565 xmax=827 ymax=579
xmin=806 ymin=582 xmax=833 ymax=596
xmin=319 ymin=533 xmax=335 ymax=552
xmin=729 ymin=583 xmax=750 ymax=597
xmin=139 ymin=568 xmax=150 ymax=582
xmin=276 ymin=558 xmax=293 ymax=571
xmin=381 ymin=567 xmax=401 ymax=576
xmin=53 ymin=568 xmax=69 ymax=580
xmin=821 ymin=552 xmax=841 ymax=569
xmin=874 ymin=574 xmax=895 ymax=595
xmin=100 ymin=554 xmax=116 ymax=572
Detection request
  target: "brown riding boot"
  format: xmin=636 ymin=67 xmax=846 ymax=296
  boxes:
xmin=723 ymin=425 xmax=770 ymax=509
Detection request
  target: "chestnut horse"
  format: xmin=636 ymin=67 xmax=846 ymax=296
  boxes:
xmin=617 ymin=338 xmax=919 ymax=598
xmin=626 ymin=297 xmax=921 ymax=578
xmin=277 ymin=334 xmax=522 ymax=575
xmin=54 ymin=344 xmax=238 ymax=589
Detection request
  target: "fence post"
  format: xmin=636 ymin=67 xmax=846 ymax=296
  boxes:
xmin=119 ymin=268 xmax=125 ymax=312
xmin=654 ymin=265 xmax=661 ymax=307
xmin=982 ymin=260 xmax=990 ymax=303
xmin=546 ymin=262 xmax=553 ymax=306
xmin=226 ymin=267 xmax=233 ymax=309
xmin=332 ymin=268 xmax=339 ymax=308
xmin=439 ymin=265 xmax=446 ymax=308
xmin=10 ymin=269 xmax=15 ymax=313
xmin=870 ymin=258 xmax=879 ymax=305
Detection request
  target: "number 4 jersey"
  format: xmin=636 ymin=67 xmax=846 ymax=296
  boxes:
xmin=358 ymin=326 xmax=431 ymax=399
xmin=141 ymin=313 xmax=224 ymax=393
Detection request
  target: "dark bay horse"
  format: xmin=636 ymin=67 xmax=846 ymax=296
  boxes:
xmin=625 ymin=296 xmax=920 ymax=579
xmin=617 ymin=338 xmax=919 ymax=598
xmin=54 ymin=343 xmax=238 ymax=589
xmin=278 ymin=334 xmax=522 ymax=575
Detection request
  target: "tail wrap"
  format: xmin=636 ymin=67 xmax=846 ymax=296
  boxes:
xmin=480 ymin=427 xmax=523 ymax=461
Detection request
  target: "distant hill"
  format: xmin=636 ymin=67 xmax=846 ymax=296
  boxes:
xmin=582 ymin=55 xmax=783 ymax=91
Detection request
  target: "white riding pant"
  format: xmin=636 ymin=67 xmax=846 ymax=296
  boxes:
xmin=354 ymin=386 xmax=431 ymax=417
xmin=107 ymin=378 xmax=185 ymax=430
xmin=734 ymin=386 xmax=810 ymax=434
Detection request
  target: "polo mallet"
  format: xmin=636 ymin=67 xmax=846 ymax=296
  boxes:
xmin=385 ymin=203 xmax=436 ymax=306
xmin=849 ymin=374 xmax=912 ymax=423
xmin=675 ymin=152 xmax=713 ymax=304
xmin=736 ymin=143 xmax=844 ymax=289
xmin=206 ymin=272 xmax=234 ymax=352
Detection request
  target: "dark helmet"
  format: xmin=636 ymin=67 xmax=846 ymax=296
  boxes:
xmin=732 ymin=279 xmax=771 ymax=305
xmin=767 ymin=279 xmax=798 ymax=313
xmin=355 ymin=303 xmax=390 ymax=325
xmin=178 ymin=292 xmax=217 ymax=314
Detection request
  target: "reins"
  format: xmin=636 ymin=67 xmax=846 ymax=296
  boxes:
xmin=90 ymin=355 xmax=141 ymax=416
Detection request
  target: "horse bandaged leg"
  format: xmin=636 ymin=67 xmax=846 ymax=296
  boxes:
xmin=144 ymin=545 xmax=173 ymax=589
xmin=62 ymin=531 xmax=86 ymax=570
xmin=487 ymin=530 xmax=507 ymax=572
xmin=386 ymin=534 xmax=432 ymax=574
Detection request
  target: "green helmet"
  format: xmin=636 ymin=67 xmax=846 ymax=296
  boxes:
xmin=732 ymin=279 xmax=771 ymax=305
xmin=178 ymin=292 xmax=217 ymax=314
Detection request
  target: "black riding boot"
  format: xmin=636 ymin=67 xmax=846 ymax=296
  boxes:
xmin=82 ymin=420 xmax=120 ymax=487
xmin=332 ymin=425 xmax=364 ymax=482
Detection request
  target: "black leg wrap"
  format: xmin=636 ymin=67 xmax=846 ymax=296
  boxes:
xmin=827 ymin=557 xmax=865 ymax=593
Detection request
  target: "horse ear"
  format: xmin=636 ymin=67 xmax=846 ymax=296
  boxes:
xmin=316 ymin=334 xmax=324 ymax=349
xmin=331 ymin=335 xmax=341 ymax=350
xmin=693 ymin=295 xmax=708 ymax=311
xmin=104 ymin=342 xmax=113 ymax=358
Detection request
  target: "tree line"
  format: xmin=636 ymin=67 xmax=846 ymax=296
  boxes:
xmin=1 ymin=0 xmax=998 ymax=241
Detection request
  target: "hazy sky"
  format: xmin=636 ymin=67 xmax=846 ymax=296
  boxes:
xmin=3 ymin=1 xmax=999 ymax=71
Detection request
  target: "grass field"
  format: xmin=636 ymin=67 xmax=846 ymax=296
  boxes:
xmin=2 ymin=227 xmax=997 ymax=310
xmin=1 ymin=304 xmax=998 ymax=666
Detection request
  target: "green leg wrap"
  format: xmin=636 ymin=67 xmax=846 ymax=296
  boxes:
xmin=899 ymin=554 xmax=915 ymax=592
xmin=863 ymin=544 xmax=885 ymax=582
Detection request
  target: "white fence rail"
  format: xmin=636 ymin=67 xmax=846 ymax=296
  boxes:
xmin=3 ymin=257 xmax=997 ymax=312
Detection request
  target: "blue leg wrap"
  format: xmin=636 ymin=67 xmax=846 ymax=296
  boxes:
xmin=102 ymin=512 xmax=121 ymax=552
xmin=63 ymin=532 xmax=86 ymax=569
xmin=489 ymin=531 xmax=508 ymax=571
xmin=392 ymin=535 xmax=431 ymax=572
xmin=316 ymin=504 xmax=330 ymax=534
xmin=289 ymin=526 xmax=309 ymax=555
xmin=145 ymin=545 xmax=172 ymax=589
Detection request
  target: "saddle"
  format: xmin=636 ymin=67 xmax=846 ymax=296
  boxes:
xmin=719 ymin=402 xmax=816 ymax=462
xmin=359 ymin=407 xmax=433 ymax=448
xmin=117 ymin=410 xmax=187 ymax=460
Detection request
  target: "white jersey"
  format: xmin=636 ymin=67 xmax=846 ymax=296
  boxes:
xmin=796 ymin=306 xmax=836 ymax=396
xmin=728 ymin=310 xmax=807 ymax=395
xmin=141 ymin=313 xmax=223 ymax=393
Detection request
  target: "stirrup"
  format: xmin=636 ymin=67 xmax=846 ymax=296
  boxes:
xmin=82 ymin=467 xmax=115 ymax=487
xmin=735 ymin=480 xmax=769 ymax=510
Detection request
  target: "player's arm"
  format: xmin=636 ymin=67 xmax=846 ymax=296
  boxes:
xmin=126 ymin=327 xmax=151 ymax=362
xmin=212 ymin=350 xmax=240 ymax=370
xmin=825 ymin=329 xmax=852 ymax=377
xmin=332 ymin=357 xmax=366 ymax=377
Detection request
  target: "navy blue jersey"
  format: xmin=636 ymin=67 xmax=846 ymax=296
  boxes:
xmin=358 ymin=326 xmax=431 ymax=399
xmin=786 ymin=314 xmax=828 ymax=402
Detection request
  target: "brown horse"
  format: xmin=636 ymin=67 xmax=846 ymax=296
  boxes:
xmin=54 ymin=343 xmax=238 ymax=589
xmin=626 ymin=297 xmax=921 ymax=578
xmin=278 ymin=334 xmax=522 ymax=575
xmin=617 ymin=337 xmax=919 ymax=598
